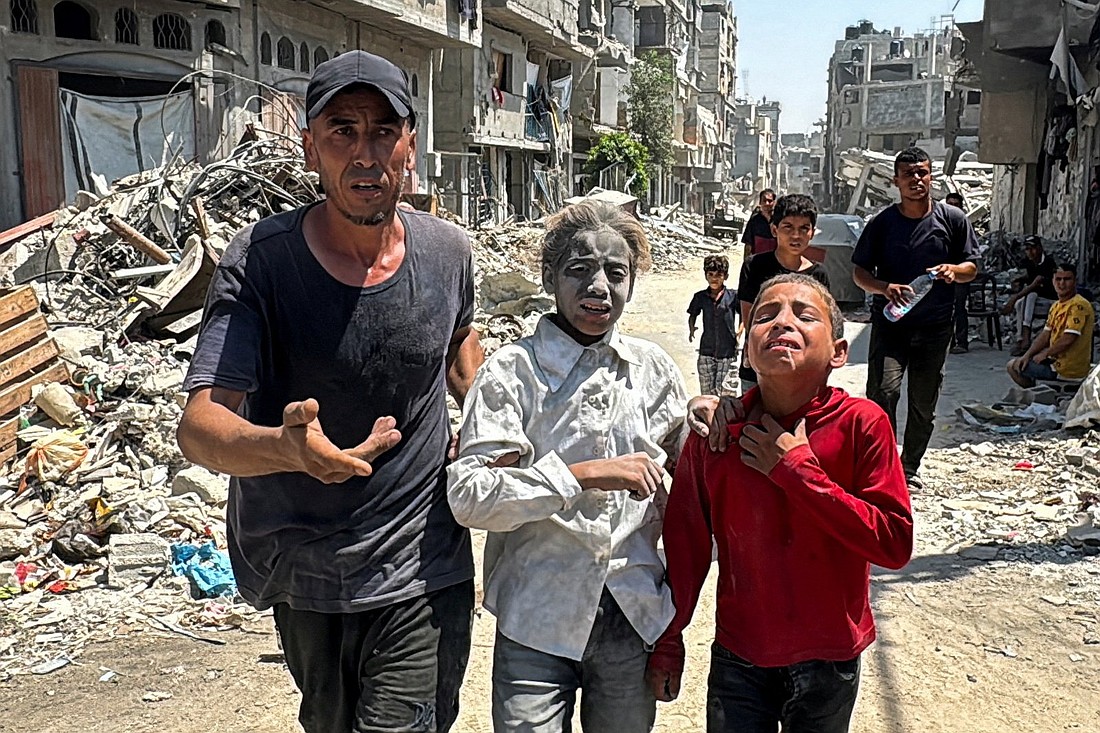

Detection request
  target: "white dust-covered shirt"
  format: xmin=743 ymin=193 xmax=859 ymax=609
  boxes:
xmin=447 ymin=315 xmax=688 ymax=661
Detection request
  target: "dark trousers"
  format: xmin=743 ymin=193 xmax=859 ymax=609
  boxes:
xmin=952 ymin=284 xmax=970 ymax=347
xmin=273 ymin=580 xmax=475 ymax=733
xmin=866 ymin=316 xmax=953 ymax=476
xmin=707 ymin=644 xmax=860 ymax=733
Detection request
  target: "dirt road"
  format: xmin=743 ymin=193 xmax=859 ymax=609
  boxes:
xmin=2 ymin=265 xmax=1098 ymax=733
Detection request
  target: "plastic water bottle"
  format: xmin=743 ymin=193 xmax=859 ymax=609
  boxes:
xmin=883 ymin=271 xmax=937 ymax=322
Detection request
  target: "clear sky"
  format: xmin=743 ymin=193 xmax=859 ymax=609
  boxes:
xmin=735 ymin=0 xmax=985 ymax=135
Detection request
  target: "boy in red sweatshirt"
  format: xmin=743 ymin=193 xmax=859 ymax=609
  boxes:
xmin=647 ymin=273 xmax=913 ymax=732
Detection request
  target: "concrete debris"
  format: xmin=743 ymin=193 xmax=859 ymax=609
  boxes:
xmin=171 ymin=466 xmax=229 ymax=506
xmin=837 ymin=148 xmax=993 ymax=230
xmin=107 ymin=533 xmax=169 ymax=589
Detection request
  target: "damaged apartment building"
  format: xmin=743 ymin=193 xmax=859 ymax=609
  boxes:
xmin=0 ymin=0 xmax=480 ymax=231
xmin=635 ymin=0 xmax=732 ymax=212
xmin=433 ymin=0 xmax=633 ymax=225
xmin=730 ymin=98 xmax=779 ymax=194
xmin=823 ymin=17 xmax=981 ymax=210
xmin=961 ymin=0 xmax=1100 ymax=280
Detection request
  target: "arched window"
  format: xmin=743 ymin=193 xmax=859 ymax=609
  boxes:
xmin=299 ymin=42 xmax=310 ymax=73
xmin=153 ymin=12 xmax=191 ymax=50
xmin=54 ymin=0 xmax=95 ymax=40
xmin=10 ymin=0 xmax=38 ymax=33
xmin=276 ymin=36 xmax=295 ymax=70
xmin=314 ymin=46 xmax=329 ymax=67
xmin=204 ymin=19 xmax=226 ymax=48
xmin=260 ymin=32 xmax=271 ymax=65
xmin=114 ymin=7 xmax=137 ymax=44
xmin=411 ymin=73 xmax=419 ymax=97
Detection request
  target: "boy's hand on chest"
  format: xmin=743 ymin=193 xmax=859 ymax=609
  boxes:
xmin=738 ymin=415 xmax=810 ymax=475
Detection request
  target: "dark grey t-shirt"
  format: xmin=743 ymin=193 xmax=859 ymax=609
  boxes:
xmin=851 ymin=201 xmax=978 ymax=327
xmin=183 ymin=205 xmax=475 ymax=612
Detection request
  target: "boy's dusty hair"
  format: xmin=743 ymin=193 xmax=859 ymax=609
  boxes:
xmin=542 ymin=201 xmax=651 ymax=275
xmin=703 ymin=254 xmax=729 ymax=275
xmin=749 ymin=274 xmax=844 ymax=340
xmin=771 ymin=194 xmax=818 ymax=227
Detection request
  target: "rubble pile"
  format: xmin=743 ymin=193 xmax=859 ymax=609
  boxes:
xmin=837 ymin=148 xmax=994 ymax=229
xmin=919 ymin=432 xmax=1100 ymax=571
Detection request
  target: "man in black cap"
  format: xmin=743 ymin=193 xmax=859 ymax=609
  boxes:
xmin=1001 ymin=235 xmax=1058 ymax=356
xmin=177 ymin=50 xmax=482 ymax=732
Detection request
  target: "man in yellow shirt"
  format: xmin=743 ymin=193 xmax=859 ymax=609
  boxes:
xmin=1008 ymin=263 xmax=1095 ymax=387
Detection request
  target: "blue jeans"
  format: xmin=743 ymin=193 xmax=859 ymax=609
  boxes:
xmin=491 ymin=589 xmax=655 ymax=733
xmin=707 ymin=643 xmax=860 ymax=733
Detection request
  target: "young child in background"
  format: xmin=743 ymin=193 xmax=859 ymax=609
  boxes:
xmin=448 ymin=201 xmax=688 ymax=733
xmin=688 ymin=254 xmax=739 ymax=396
xmin=737 ymin=193 xmax=831 ymax=391
xmin=648 ymin=274 xmax=913 ymax=733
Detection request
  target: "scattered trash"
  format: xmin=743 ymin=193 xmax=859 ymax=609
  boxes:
xmin=171 ymin=541 xmax=236 ymax=599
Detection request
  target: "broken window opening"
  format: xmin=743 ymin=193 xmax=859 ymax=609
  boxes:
xmin=11 ymin=0 xmax=38 ymax=33
xmin=277 ymin=36 xmax=295 ymax=70
xmin=204 ymin=19 xmax=226 ymax=49
xmin=54 ymin=0 xmax=96 ymax=40
xmin=114 ymin=7 xmax=137 ymax=44
xmin=411 ymin=73 xmax=419 ymax=97
xmin=300 ymin=42 xmax=310 ymax=73
xmin=314 ymin=46 xmax=329 ymax=67
xmin=153 ymin=12 xmax=191 ymax=51
xmin=260 ymin=32 xmax=272 ymax=65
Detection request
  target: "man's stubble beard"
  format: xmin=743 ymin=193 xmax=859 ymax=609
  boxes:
xmin=331 ymin=169 xmax=406 ymax=227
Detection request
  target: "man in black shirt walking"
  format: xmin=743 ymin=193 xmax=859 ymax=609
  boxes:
xmin=740 ymin=188 xmax=777 ymax=260
xmin=851 ymin=148 xmax=979 ymax=490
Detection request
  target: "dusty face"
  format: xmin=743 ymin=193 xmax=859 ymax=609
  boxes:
xmin=759 ymin=193 xmax=776 ymax=219
xmin=544 ymin=228 xmax=634 ymax=341
xmin=893 ymin=161 xmax=932 ymax=204
xmin=705 ymin=269 xmax=728 ymax=290
xmin=771 ymin=215 xmax=815 ymax=258
xmin=302 ymin=86 xmax=416 ymax=226
xmin=747 ymin=282 xmax=848 ymax=377
xmin=1053 ymin=269 xmax=1077 ymax=299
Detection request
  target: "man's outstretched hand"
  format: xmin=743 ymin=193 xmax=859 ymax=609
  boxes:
xmin=280 ymin=399 xmax=401 ymax=484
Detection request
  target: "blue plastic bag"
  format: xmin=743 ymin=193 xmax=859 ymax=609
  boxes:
xmin=170 ymin=541 xmax=237 ymax=598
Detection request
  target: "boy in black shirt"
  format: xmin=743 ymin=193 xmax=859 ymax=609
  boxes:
xmin=688 ymin=254 xmax=739 ymax=395
xmin=737 ymin=194 xmax=831 ymax=390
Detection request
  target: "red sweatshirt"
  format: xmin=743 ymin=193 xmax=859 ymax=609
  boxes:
xmin=650 ymin=387 xmax=913 ymax=673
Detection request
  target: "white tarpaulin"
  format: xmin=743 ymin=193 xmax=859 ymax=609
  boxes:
xmin=59 ymin=89 xmax=195 ymax=200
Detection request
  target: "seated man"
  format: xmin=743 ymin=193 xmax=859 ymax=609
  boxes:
xmin=1008 ymin=263 xmax=1095 ymax=387
xmin=1002 ymin=235 xmax=1057 ymax=356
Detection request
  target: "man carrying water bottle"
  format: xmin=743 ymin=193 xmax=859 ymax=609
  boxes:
xmin=851 ymin=147 xmax=979 ymax=491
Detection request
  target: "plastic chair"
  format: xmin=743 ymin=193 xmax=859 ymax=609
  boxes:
xmin=966 ymin=273 xmax=1003 ymax=350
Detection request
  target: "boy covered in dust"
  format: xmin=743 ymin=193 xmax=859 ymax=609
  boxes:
xmin=448 ymin=201 xmax=688 ymax=733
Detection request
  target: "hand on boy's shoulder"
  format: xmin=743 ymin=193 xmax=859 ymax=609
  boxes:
xmin=687 ymin=395 xmax=746 ymax=452
xmin=739 ymin=415 xmax=810 ymax=475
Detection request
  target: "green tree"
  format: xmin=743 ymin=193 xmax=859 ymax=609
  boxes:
xmin=627 ymin=51 xmax=675 ymax=178
xmin=583 ymin=132 xmax=650 ymax=197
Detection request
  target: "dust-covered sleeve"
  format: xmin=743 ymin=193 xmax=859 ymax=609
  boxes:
xmin=182 ymin=229 xmax=265 ymax=394
xmin=447 ymin=356 xmax=584 ymax=532
xmin=455 ymin=241 xmax=475 ymax=333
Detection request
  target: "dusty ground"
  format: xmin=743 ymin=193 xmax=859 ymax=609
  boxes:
xmin=2 ymin=264 xmax=1099 ymax=732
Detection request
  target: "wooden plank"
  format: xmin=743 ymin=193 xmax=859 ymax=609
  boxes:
xmin=0 ymin=361 xmax=69 ymax=417
xmin=0 ymin=339 xmax=59 ymax=389
xmin=0 ymin=314 xmax=48 ymax=359
xmin=0 ymin=212 xmax=57 ymax=254
xmin=16 ymin=66 xmax=64 ymax=219
xmin=0 ymin=415 xmax=18 ymax=448
xmin=0 ymin=442 xmax=15 ymax=466
xmin=0 ymin=287 xmax=39 ymax=329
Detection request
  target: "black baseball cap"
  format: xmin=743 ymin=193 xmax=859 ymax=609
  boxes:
xmin=306 ymin=50 xmax=415 ymax=128
xmin=1024 ymin=235 xmax=1043 ymax=249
